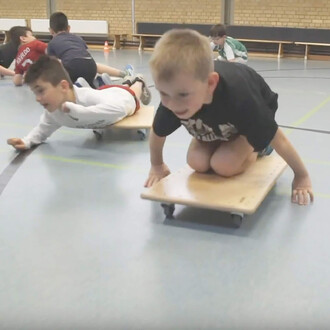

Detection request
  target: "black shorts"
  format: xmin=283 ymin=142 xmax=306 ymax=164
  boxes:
xmin=64 ymin=57 xmax=97 ymax=88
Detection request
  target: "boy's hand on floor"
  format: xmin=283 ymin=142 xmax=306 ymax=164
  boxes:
xmin=144 ymin=163 xmax=171 ymax=188
xmin=291 ymin=174 xmax=314 ymax=205
xmin=7 ymin=138 xmax=27 ymax=151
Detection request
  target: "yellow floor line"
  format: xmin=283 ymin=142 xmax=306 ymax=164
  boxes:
xmin=292 ymin=95 xmax=330 ymax=127
xmin=285 ymin=95 xmax=330 ymax=135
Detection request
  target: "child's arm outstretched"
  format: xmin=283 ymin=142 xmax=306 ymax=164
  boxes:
xmin=0 ymin=65 xmax=15 ymax=77
xmin=7 ymin=113 xmax=61 ymax=150
xmin=271 ymin=128 xmax=314 ymax=205
xmin=144 ymin=129 xmax=170 ymax=187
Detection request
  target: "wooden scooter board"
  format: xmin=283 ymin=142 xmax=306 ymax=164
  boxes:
xmin=112 ymin=105 xmax=154 ymax=129
xmin=141 ymin=153 xmax=287 ymax=215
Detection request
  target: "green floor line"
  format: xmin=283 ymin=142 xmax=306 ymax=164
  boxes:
xmin=40 ymin=154 xmax=145 ymax=172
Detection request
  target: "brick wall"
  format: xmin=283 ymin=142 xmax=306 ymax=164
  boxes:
xmin=0 ymin=0 xmax=47 ymax=23
xmin=56 ymin=0 xmax=132 ymax=35
xmin=234 ymin=0 xmax=330 ymax=28
xmin=1 ymin=0 xmax=329 ymax=34
xmin=134 ymin=0 xmax=221 ymax=25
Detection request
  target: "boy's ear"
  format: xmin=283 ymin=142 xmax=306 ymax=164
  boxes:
xmin=207 ymin=72 xmax=219 ymax=93
xmin=67 ymin=25 xmax=71 ymax=32
xmin=49 ymin=28 xmax=55 ymax=35
xmin=59 ymin=79 xmax=71 ymax=91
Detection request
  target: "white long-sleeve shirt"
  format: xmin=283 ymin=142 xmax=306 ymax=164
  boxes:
xmin=22 ymin=85 xmax=136 ymax=148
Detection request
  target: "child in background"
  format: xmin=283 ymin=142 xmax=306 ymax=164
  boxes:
xmin=210 ymin=24 xmax=248 ymax=64
xmin=7 ymin=55 xmax=151 ymax=150
xmin=0 ymin=26 xmax=23 ymax=78
xmin=145 ymin=29 xmax=313 ymax=206
xmin=9 ymin=26 xmax=47 ymax=86
xmin=48 ymin=12 xmax=134 ymax=88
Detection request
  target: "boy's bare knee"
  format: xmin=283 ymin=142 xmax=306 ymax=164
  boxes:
xmin=212 ymin=163 xmax=240 ymax=177
xmin=187 ymin=154 xmax=210 ymax=173
xmin=210 ymin=157 xmax=242 ymax=177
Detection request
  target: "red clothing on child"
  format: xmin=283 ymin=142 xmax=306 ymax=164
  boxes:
xmin=14 ymin=40 xmax=47 ymax=75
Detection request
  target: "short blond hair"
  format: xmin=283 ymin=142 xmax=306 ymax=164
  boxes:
xmin=149 ymin=29 xmax=214 ymax=82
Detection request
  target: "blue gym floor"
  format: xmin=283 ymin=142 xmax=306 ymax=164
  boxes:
xmin=0 ymin=49 xmax=330 ymax=329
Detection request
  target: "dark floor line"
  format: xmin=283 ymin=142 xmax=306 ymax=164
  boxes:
xmin=257 ymin=67 xmax=330 ymax=73
xmin=279 ymin=125 xmax=330 ymax=134
xmin=263 ymin=76 xmax=330 ymax=79
xmin=0 ymin=148 xmax=36 ymax=196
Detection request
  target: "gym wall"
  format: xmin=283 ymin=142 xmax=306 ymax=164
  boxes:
xmin=1 ymin=0 xmax=329 ymax=34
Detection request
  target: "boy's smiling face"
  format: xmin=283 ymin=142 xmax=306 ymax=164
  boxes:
xmin=29 ymin=78 xmax=72 ymax=112
xmin=154 ymin=71 xmax=219 ymax=119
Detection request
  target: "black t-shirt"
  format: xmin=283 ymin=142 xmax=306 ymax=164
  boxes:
xmin=153 ymin=61 xmax=279 ymax=152
xmin=47 ymin=32 xmax=92 ymax=67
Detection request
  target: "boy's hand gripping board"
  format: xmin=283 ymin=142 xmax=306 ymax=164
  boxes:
xmin=141 ymin=153 xmax=287 ymax=225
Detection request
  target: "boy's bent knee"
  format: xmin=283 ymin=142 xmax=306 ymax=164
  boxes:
xmin=187 ymin=154 xmax=211 ymax=173
xmin=211 ymin=163 xmax=242 ymax=177
xmin=210 ymin=156 xmax=243 ymax=177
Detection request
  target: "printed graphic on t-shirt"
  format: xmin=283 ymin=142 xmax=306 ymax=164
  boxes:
xmin=181 ymin=118 xmax=238 ymax=142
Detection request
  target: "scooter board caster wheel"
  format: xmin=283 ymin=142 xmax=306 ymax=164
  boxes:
xmin=231 ymin=212 xmax=244 ymax=228
xmin=161 ymin=203 xmax=175 ymax=218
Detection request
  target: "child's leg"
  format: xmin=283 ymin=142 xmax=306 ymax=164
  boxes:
xmin=129 ymin=81 xmax=142 ymax=99
xmin=187 ymin=138 xmax=220 ymax=172
xmin=210 ymin=135 xmax=257 ymax=177
xmin=0 ymin=65 xmax=15 ymax=77
xmin=124 ymin=75 xmax=151 ymax=106
xmin=96 ymin=63 xmax=132 ymax=78
xmin=97 ymin=63 xmax=123 ymax=77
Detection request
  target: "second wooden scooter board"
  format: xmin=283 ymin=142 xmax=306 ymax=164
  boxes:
xmin=94 ymin=105 xmax=154 ymax=140
xmin=141 ymin=153 xmax=287 ymax=227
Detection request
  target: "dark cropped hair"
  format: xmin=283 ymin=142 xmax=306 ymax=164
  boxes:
xmin=8 ymin=26 xmax=32 ymax=47
xmin=25 ymin=55 xmax=73 ymax=87
xmin=49 ymin=12 xmax=69 ymax=33
xmin=209 ymin=24 xmax=227 ymax=38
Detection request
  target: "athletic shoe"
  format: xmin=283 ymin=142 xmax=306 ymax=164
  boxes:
xmin=132 ymin=74 xmax=151 ymax=105
xmin=122 ymin=75 xmax=135 ymax=86
xmin=124 ymin=64 xmax=134 ymax=77
xmin=75 ymin=77 xmax=90 ymax=88
xmin=101 ymin=73 xmax=113 ymax=86
xmin=258 ymin=145 xmax=274 ymax=157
